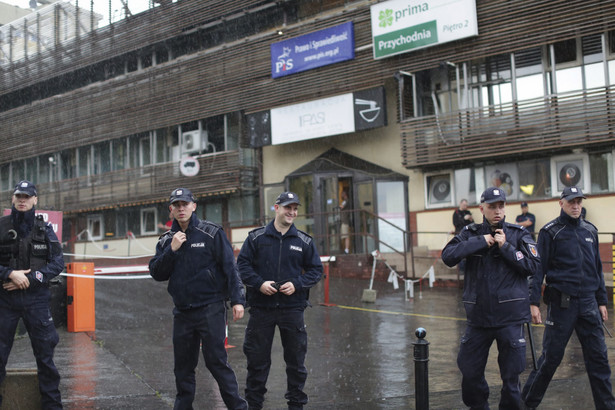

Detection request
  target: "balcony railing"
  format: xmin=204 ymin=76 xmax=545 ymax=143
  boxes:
xmin=1 ymin=151 xmax=257 ymax=213
xmin=400 ymin=86 xmax=615 ymax=168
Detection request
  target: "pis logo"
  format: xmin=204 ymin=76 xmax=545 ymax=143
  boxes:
xmin=275 ymin=47 xmax=294 ymax=73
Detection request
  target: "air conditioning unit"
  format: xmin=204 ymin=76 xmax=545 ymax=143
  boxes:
xmin=181 ymin=130 xmax=208 ymax=154
xmin=550 ymin=153 xmax=590 ymax=197
xmin=425 ymin=172 xmax=453 ymax=207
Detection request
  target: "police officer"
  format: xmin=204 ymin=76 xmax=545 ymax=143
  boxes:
xmin=442 ymin=187 xmax=540 ymax=409
xmin=515 ymin=202 xmax=536 ymax=235
xmin=0 ymin=180 xmax=64 ymax=409
xmin=149 ymin=188 xmax=248 ymax=410
xmin=237 ymin=192 xmax=323 ymax=410
xmin=522 ymin=186 xmax=615 ymax=409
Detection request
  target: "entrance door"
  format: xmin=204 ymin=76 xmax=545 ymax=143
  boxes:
xmin=315 ymin=175 xmax=340 ymax=255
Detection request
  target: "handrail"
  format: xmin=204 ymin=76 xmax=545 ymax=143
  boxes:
xmin=302 ymin=208 xmax=415 ymax=278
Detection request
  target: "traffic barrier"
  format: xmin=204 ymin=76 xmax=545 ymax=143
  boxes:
xmin=66 ymin=262 xmax=96 ymax=332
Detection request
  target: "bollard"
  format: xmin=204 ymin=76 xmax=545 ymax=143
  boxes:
xmin=413 ymin=327 xmax=429 ymax=410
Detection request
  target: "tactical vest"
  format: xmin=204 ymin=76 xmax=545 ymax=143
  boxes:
xmin=0 ymin=214 xmax=49 ymax=271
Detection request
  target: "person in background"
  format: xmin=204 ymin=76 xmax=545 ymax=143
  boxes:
xmin=453 ymin=199 xmax=474 ymax=234
xmin=522 ymin=186 xmax=615 ymax=409
xmin=515 ymin=201 xmax=536 ymax=235
xmin=442 ymin=187 xmax=540 ymax=410
xmin=238 ymin=191 xmax=323 ymax=410
xmin=0 ymin=180 xmax=64 ymax=409
xmin=149 ymin=187 xmax=247 ymax=410
xmin=339 ymin=189 xmax=351 ymax=254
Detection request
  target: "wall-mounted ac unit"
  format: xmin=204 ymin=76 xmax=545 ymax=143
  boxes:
xmin=550 ymin=153 xmax=590 ymax=197
xmin=181 ymin=130 xmax=208 ymax=154
xmin=425 ymin=172 xmax=453 ymax=208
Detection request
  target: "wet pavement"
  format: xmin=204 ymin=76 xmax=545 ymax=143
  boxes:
xmin=7 ymin=274 xmax=615 ymax=409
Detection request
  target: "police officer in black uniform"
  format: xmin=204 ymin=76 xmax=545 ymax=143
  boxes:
xmin=0 ymin=180 xmax=64 ymax=409
xmin=442 ymin=187 xmax=540 ymax=409
xmin=522 ymin=186 xmax=615 ymax=409
xmin=149 ymin=187 xmax=248 ymax=410
xmin=237 ymin=192 xmax=323 ymax=410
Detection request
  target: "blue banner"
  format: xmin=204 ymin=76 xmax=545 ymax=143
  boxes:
xmin=271 ymin=21 xmax=354 ymax=78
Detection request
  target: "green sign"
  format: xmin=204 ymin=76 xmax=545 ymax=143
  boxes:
xmin=373 ymin=20 xmax=438 ymax=59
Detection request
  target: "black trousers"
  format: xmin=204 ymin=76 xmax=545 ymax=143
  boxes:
xmin=172 ymin=301 xmax=247 ymax=410
xmin=243 ymin=307 xmax=308 ymax=410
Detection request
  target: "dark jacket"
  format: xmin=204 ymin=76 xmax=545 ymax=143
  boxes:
xmin=529 ymin=210 xmax=607 ymax=306
xmin=149 ymin=213 xmax=245 ymax=310
xmin=237 ymin=220 xmax=323 ymax=309
xmin=0 ymin=208 xmax=64 ymax=306
xmin=453 ymin=209 xmax=473 ymax=234
xmin=442 ymin=217 xmax=540 ymax=327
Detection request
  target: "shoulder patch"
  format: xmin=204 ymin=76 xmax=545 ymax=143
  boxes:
xmin=248 ymin=226 xmax=266 ymax=241
xmin=506 ymin=223 xmax=523 ymax=230
xmin=580 ymin=219 xmax=598 ymax=233
xmin=196 ymin=220 xmax=220 ymax=238
xmin=542 ymin=218 xmax=565 ymax=239
xmin=297 ymin=230 xmax=313 ymax=245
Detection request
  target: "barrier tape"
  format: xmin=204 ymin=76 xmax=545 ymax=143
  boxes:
xmin=60 ymin=272 xmax=151 ymax=280
xmin=64 ymin=253 xmax=154 ymax=259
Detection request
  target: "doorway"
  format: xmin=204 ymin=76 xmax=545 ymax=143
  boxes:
xmin=285 ymin=149 xmax=408 ymax=256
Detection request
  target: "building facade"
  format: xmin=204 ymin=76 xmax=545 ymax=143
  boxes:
xmin=2 ymin=0 xmax=615 ymax=273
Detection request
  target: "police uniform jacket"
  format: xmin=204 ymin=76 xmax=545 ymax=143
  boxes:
xmin=442 ymin=217 xmax=540 ymax=327
xmin=529 ymin=210 xmax=607 ymax=307
xmin=0 ymin=208 xmax=64 ymax=307
xmin=149 ymin=213 xmax=245 ymax=310
xmin=237 ymin=220 xmax=323 ymax=309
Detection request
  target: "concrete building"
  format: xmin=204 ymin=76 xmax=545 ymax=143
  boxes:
xmin=2 ymin=1 xmax=615 ymax=277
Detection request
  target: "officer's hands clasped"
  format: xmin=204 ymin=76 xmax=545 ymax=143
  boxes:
xmin=3 ymin=269 xmax=31 ymax=291
xmin=484 ymin=229 xmax=506 ymax=248
xmin=260 ymin=280 xmax=295 ymax=296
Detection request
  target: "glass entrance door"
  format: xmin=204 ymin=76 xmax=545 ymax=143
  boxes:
xmin=315 ymin=175 xmax=340 ymax=255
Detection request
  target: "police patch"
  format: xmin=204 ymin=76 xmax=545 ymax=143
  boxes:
xmin=515 ymin=251 xmax=524 ymax=261
xmin=35 ymin=271 xmax=43 ymax=282
xmin=528 ymin=244 xmax=538 ymax=257
xmin=290 ymin=245 xmax=302 ymax=252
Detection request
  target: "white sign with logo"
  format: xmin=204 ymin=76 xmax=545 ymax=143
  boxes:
xmin=271 ymin=93 xmax=355 ymax=145
xmin=371 ymin=0 xmax=478 ymax=59
xmin=179 ymin=156 xmax=200 ymax=177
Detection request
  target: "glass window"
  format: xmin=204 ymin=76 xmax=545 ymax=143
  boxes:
xmin=0 ymin=163 xmax=10 ymax=191
xmin=226 ymin=112 xmax=241 ymax=151
xmin=516 ymin=74 xmax=545 ymax=101
xmin=556 ymin=66 xmax=583 ymax=94
xmin=38 ymin=154 xmax=53 ymax=184
xmin=140 ymin=133 xmax=152 ymax=166
xmin=454 ymin=169 xmax=477 ymax=205
xmin=140 ymin=207 xmax=158 ymax=235
xmin=229 ymin=195 xmax=257 ymax=227
xmin=11 ymin=160 xmax=24 ymax=187
xmin=204 ymin=115 xmax=225 ymax=153
xmin=554 ymin=39 xmax=577 ymax=64
xmin=87 ymin=214 xmax=103 ymax=241
xmin=376 ymin=181 xmax=406 ymax=253
xmin=113 ymin=138 xmax=127 ymax=171
xmin=585 ymin=63 xmax=606 ymax=89
xmin=60 ymin=149 xmax=76 ymax=180
xmin=24 ymin=157 xmax=37 ymax=183
xmin=205 ymin=202 xmax=223 ymax=225
xmin=589 ymin=152 xmax=612 ymax=193
xmin=93 ymin=141 xmax=111 ymax=174
xmin=78 ymin=146 xmax=91 ymax=177
xmin=517 ymin=158 xmax=551 ymax=199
